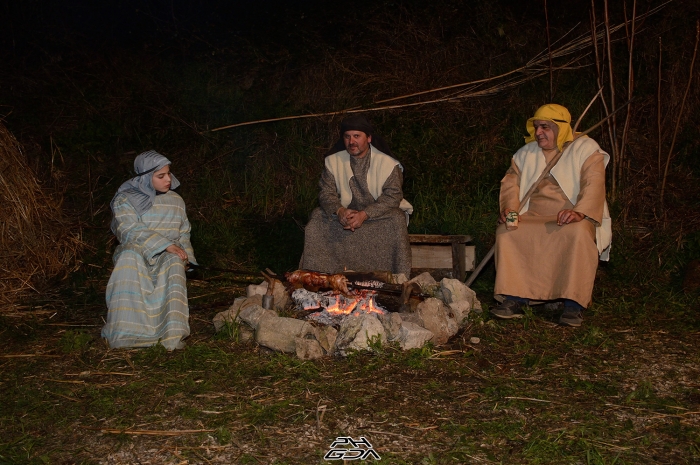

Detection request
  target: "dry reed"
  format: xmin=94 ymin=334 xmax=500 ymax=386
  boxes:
xmin=207 ymin=2 xmax=667 ymax=134
xmin=0 ymin=121 xmax=83 ymax=308
xmin=661 ymin=20 xmax=700 ymax=204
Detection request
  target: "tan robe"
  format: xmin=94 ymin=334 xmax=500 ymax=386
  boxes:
xmin=494 ymin=152 xmax=606 ymax=307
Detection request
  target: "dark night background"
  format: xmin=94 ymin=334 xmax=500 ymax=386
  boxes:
xmin=1 ymin=0 xmax=699 ymax=281
xmin=0 ymin=0 xmax=699 ymax=280
xmin=2 ymin=1 xmax=700 ymax=464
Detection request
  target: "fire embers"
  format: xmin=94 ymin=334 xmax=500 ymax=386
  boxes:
xmin=291 ymin=288 xmax=387 ymax=326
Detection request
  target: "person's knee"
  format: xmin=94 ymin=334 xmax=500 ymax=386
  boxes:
xmin=115 ymin=249 xmax=141 ymax=265
xmin=383 ymin=208 xmax=409 ymax=228
xmin=162 ymin=252 xmax=186 ymax=270
xmin=308 ymin=207 xmax=326 ymax=222
xmin=304 ymin=207 xmax=328 ymax=232
xmin=565 ymin=220 xmax=595 ymax=240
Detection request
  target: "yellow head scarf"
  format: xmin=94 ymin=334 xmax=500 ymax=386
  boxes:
xmin=524 ymin=104 xmax=573 ymax=152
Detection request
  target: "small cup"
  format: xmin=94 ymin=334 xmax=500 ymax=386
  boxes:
xmin=505 ymin=211 xmax=519 ymax=230
xmin=262 ymin=294 xmax=274 ymax=310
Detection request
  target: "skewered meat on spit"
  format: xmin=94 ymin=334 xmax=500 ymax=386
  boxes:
xmin=284 ymin=270 xmax=350 ymax=294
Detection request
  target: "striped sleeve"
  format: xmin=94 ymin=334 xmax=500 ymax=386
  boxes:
xmin=111 ymin=194 xmax=173 ymax=264
xmin=178 ymin=207 xmax=197 ymax=266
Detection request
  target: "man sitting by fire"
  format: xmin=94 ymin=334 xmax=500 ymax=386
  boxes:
xmin=300 ymin=115 xmax=412 ymax=277
xmin=491 ymin=103 xmax=612 ymax=327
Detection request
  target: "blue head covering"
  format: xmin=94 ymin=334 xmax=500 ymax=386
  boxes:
xmin=111 ymin=150 xmax=180 ymax=216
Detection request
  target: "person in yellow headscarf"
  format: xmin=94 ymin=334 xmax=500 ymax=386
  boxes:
xmin=490 ymin=104 xmax=612 ymax=327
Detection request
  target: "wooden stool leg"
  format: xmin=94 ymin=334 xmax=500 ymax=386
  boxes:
xmin=452 ymin=242 xmax=466 ymax=281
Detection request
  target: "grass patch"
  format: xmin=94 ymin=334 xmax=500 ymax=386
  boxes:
xmin=58 ymin=330 xmax=93 ymax=354
xmin=1 ymin=1 xmax=700 ymax=463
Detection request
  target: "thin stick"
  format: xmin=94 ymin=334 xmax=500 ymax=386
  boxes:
xmin=661 ymin=20 xmax=700 ymax=203
xmin=90 ymin=428 xmax=215 ymax=436
xmin=316 ymin=399 xmax=326 ymax=433
xmin=206 ymin=70 xmax=555 ymax=133
xmin=505 ymin=396 xmax=558 ymax=403
xmin=545 ymin=0 xmax=554 ymax=100
xmin=87 ymin=152 xmax=94 ymax=218
xmin=590 ymin=1 xmax=616 ymax=180
xmin=590 ymin=0 xmax=616 ymax=196
xmin=617 ymin=0 xmax=637 ymax=202
xmin=657 ymin=37 xmax=663 ymax=176
xmin=65 ymin=371 xmax=135 ymax=377
xmin=573 ymin=87 xmax=604 ymax=133
xmin=464 ymin=247 xmax=495 ymax=288
xmin=603 ymin=0 xmax=619 ymax=198
xmin=367 ymin=430 xmax=412 ymax=438
xmin=187 ymin=264 xmax=260 ymax=275
xmin=204 ymin=7 xmax=669 ymax=134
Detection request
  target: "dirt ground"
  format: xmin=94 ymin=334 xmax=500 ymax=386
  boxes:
xmin=2 ymin=277 xmax=700 ymax=465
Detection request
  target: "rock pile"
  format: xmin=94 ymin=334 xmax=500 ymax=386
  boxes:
xmin=212 ymin=272 xmax=481 ymax=359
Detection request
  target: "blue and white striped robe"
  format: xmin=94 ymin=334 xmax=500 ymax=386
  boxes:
xmin=102 ymin=191 xmax=197 ymax=350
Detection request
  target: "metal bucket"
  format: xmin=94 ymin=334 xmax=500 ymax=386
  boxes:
xmin=262 ymin=294 xmax=274 ymax=310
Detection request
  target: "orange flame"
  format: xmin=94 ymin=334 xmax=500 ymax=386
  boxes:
xmin=324 ymin=290 xmax=385 ymax=315
xmin=366 ymin=296 xmax=384 ymax=314
xmin=325 ymin=296 xmax=358 ymax=315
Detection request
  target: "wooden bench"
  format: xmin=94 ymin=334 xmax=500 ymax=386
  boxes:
xmin=409 ymin=234 xmax=474 ymax=281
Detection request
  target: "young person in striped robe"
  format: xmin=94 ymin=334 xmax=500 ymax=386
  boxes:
xmin=102 ymin=150 xmax=196 ymax=350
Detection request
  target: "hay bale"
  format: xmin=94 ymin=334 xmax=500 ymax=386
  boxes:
xmin=0 ymin=121 xmax=82 ymax=307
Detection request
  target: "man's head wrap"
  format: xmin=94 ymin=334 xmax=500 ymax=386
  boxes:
xmin=524 ymin=104 xmax=574 ymax=152
xmin=325 ymin=114 xmax=393 ymax=156
xmin=111 ymin=150 xmax=180 ymax=216
xmin=340 ymin=115 xmax=374 ymax=137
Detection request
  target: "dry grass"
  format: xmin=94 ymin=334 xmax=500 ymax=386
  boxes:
xmin=1 ymin=280 xmax=699 ymax=464
xmin=0 ymin=121 xmax=84 ymax=308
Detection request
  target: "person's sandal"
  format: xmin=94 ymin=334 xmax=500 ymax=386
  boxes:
xmin=490 ymin=299 xmax=525 ymax=319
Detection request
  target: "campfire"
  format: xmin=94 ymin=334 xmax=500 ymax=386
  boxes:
xmin=212 ymin=270 xmax=482 ymax=359
xmin=291 ymin=287 xmax=387 ymax=326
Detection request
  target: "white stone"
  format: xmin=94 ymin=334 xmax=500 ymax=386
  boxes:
xmin=238 ymin=325 xmax=255 ymax=343
xmin=213 ymin=309 xmax=234 ymax=333
xmin=295 ymin=336 xmax=325 ymax=360
xmin=440 ymin=278 xmax=472 ymax=303
xmin=334 ymin=313 xmax=387 ymax=356
xmin=440 ymin=278 xmax=482 ymax=313
xmin=255 ymin=317 xmax=313 ymax=353
xmin=378 ymin=312 xmax=403 ymax=341
xmin=213 ymin=314 xmax=254 ymax=344
xmin=409 ymin=272 xmax=437 ymax=289
xmin=414 ymin=297 xmax=459 ymax=345
xmin=235 ymin=299 xmax=277 ymax=330
xmin=213 ymin=296 xmax=271 ymax=332
xmin=317 ymin=325 xmax=338 ymax=353
xmin=246 ymin=283 xmax=267 ymax=297
xmin=391 ymin=273 xmax=408 ymax=284
xmin=448 ymin=301 xmax=471 ymax=327
xmin=398 ymin=311 xmax=422 ymax=327
xmin=470 ymin=337 xmax=480 ymax=344
xmin=397 ymin=321 xmax=434 ymax=350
